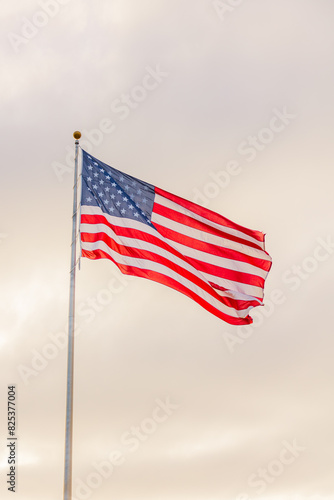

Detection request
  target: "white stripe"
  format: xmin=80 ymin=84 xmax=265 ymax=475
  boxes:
xmin=81 ymin=219 xmax=258 ymax=304
xmin=81 ymin=204 xmax=264 ymax=300
xmin=81 ymin=239 xmax=254 ymax=319
xmin=213 ymin=287 xmax=261 ymax=304
xmin=81 ymin=222 xmax=211 ymax=285
xmin=82 ymin=205 xmax=270 ymax=268
xmin=151 ymin=211 xmax=270 ymax=262
xmin=81 ymin=205 xmax=158 ymax=235
xmin=81 ymin=205 xmax=266 ymax=280
xmin=82 ymin=222 xmax=263 ymax=299
xmin=155 ymin=194 xmax=265 ymax=250
xmin=160 ymin=235 xmax=268 ymax=280
xmin=200 ymin=270 xmax=263 ymax=299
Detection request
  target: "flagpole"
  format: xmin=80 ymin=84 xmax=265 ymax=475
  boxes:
xmin=63 ymin=131 xmax=81 ymax=500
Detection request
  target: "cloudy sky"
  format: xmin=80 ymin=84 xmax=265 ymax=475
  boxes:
xmin=1 ymin=1 xmax=334 ymax=499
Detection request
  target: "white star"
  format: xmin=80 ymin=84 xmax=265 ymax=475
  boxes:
xmin=128 ymin=205 xmax=134 ymax=210
xmin=131 ymin=181 xmax=136 ymax=186
xmin=111 ymin=194 xmax=115 ymax=199
xmin=87 ymin=176 xmax=92 ymax=182
xmin=99 ymin=179 xmax=104 ymax=185
xmin=110 ymin=207 xmax=115 ymax=212
xmin=105 ymin=200 xmax=109 ymax=205
xmin=94 ymin=162 xmax=98 ymax=166
xmin=88 ymin=165 xmax=93 ymax=170
xmin=87 ymin=156 xmax=92 ymax=159
xmin=86 ymin=197 xmax=92 ymax=202
xmin=94 ymin=173 xmax=98 ymax=178
xmin=100 ymin=168 xmax=104 ymax=173
xmin=116 ymin=201 xmax=121 ymax=207
xmin=106 ymin=176 xmax=111 ymax=180
xmin=121 ymin=208 xmax=126 ymax=214
xmin=117 ymin=190 xmax=122 ymax=194
xmin=142 ymin=197 xmax=147 ymax=203
xmin=137 ymin=189 xmax=142 ymax=195
xmin=105 ymin=187 xmax=110 ymax=192
xmin=98 ymin=192 xmax=103 ymax=197
xmin=120 ymin=176 xmax=125 ymax=182
xmin=123 ymin=197 xmax=128 ymax=202
xmin=93 ymin=184 xmax=98 ymax=189
xmin=111 ymin=182 xmax=116 ymax=187
xmin=134 ymin=212 xmax=139 ymax=217
xmin=125 ymin=185 xmax=130 ymax=190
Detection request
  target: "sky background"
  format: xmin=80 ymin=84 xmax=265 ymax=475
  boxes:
xmin=1 ymin=1 xmax=334 ymax=499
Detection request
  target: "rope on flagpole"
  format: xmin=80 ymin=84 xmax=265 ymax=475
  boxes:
xmin=63 ymin=131 xmax=81 ymax=500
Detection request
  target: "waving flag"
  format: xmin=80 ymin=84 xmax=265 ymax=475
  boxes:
xmin=80 ymin=150 xmax=272 ymax=325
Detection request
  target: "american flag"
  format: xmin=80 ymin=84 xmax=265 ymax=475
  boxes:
xmin=80 ymin=150 xmax=272 ymax=325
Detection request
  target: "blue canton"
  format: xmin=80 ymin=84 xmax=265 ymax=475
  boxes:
xmin=81 ymin=150 xmax=155 ymax=227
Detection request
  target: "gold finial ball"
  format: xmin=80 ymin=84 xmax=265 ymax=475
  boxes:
xmin=73 ymin=131 xmax=81 ymax=140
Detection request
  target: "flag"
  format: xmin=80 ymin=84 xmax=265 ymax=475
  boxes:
xmin=79 ymin=150 xmax=272 ymax=325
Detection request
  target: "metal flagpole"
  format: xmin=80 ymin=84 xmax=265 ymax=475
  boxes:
xmin=63 ymin=131 xmax=81 ymax=500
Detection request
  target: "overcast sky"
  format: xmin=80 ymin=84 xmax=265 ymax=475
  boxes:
xmin=1 ymin=1 xmax=334 ymax=499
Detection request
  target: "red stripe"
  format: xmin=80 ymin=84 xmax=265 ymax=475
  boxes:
xmin=81 ymin=214 xmax=266 ymax=287
xmin=152 ymin=221 xmax=272 ymax=272
xmin=153 ymin=202 xmax=265 ymax=252
xmin=210 ymin=282 xmax=263 ymax=304
xmin=81 ymin=230 xmax=257 ymax=311
xmin=81 ymin=247 xmax=254 ymax=325
xmin=81 ymin=213 xmax=199 ymax=265
xmin=189 ymin=255 xmax=265 ymax=289
xmin=155 ymin=187 xmax=265 ymax=243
